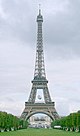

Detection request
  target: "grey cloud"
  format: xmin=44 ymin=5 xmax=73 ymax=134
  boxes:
xmin=0 ymin=0 xmax=36 ymax=43
xmin=44 ymin=0 xmax=80 ymax=43
xmin=1 ymin=0 xmax=80 ymax=56
xmin=0 ymin=0 xmax=80 ymax=116
xmin=43 ymin=0 xmax=80 ymax=58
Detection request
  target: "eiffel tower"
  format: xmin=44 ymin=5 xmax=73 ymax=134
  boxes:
xmin=21 ymin=7 xmax=59 ymax=120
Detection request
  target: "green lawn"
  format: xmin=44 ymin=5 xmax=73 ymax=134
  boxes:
xmin=0 ymin=129 xmax=80 ymax=136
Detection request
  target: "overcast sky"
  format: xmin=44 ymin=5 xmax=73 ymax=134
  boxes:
xmin=0 ymin=0 xmax=80 ymax=117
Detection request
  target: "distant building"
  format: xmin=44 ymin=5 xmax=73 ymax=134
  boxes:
xmin=29 ymin=115 xmax=52 ymax=128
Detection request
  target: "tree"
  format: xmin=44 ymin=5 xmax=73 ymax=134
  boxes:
xmin=0 ymin=111 xmax=28 ymax=131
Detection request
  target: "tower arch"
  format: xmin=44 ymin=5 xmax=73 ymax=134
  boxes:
xmin=26 ymin=111 xmax=55 ymax=121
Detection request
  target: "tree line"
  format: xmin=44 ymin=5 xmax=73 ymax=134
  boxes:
xmin=0 ymin=111 xmax=28 ymax=132
xmin=51 ymin=111 xmax=80 ymax=132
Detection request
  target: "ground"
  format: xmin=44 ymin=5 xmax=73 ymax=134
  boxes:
xmin=0 ymin=129 xmax=80 ymax=136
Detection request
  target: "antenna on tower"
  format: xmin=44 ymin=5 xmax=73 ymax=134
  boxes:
xmin=39 ymin=4 xmax=41 ymax=15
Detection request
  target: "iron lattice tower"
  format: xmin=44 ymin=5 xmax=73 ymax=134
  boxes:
xmin=21 ymin=8 xmax=59 ymax=120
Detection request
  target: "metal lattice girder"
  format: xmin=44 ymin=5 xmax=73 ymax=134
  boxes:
xmin=21 ymin=7 xmax=59 ymax=121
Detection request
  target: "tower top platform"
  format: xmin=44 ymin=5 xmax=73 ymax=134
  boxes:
xmin=37 ymin=5 xmax=43 ymax=22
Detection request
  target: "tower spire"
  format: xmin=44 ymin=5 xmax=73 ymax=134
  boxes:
xmin=39 ymin=4 xmax=41 ymax=15
xmin=33 ymin=5 xmax=46 ymax=80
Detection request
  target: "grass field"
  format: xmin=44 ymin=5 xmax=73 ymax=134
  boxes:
xmin=0 ymin=129 xmax=80 ymax=136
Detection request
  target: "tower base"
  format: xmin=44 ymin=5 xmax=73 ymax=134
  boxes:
xmin=21 ymin=102 xmax=59 ymax=120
